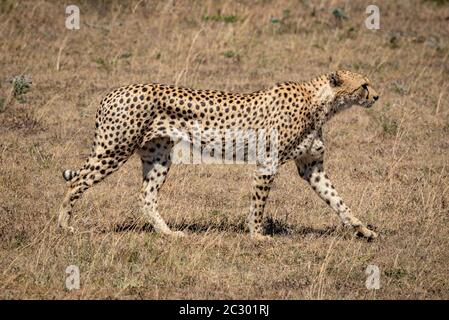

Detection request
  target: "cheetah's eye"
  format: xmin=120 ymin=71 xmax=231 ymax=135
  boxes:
xmin=361 ymin=84 xmax=368 ymax=90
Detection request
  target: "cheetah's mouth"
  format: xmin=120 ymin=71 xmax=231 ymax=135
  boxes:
xmin=363 ymin=100 xmax=375 ymax=108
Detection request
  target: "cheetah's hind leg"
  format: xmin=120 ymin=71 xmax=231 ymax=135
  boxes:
xmin=138 ymin=138 xmax=185 ymax=238
xmin=58 ymin=152 xmax=130 ymax=233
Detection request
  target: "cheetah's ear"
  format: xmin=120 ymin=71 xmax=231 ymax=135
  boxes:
xmin=329 ymin=72 xmax=342 ymax=87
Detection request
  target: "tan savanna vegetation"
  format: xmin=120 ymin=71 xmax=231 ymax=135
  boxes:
xmin=0 ymin=0 xmax=448 ymax=299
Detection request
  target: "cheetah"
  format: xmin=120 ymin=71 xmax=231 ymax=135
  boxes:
xmin=58 ymin=70 xmax=380 ymax=240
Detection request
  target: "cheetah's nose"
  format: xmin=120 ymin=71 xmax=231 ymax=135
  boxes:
xmin=373 ymin=95 xmax=379 ymax=101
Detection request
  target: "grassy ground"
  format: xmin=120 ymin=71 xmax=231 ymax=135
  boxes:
xmin=0 ymin=0 xmax=448 ymax=299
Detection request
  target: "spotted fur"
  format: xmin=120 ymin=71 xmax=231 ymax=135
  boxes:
xmin=58 ymin=70 xmax=379 ymax=240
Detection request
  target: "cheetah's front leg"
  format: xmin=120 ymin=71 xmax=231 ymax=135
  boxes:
xmin=246 ymin=169 xmax=275 ymax=240
xmin=295 ymin=159 xmax=378 ymax=240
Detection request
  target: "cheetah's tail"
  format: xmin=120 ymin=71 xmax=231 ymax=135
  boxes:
xmin=62 ymin=169 xmax=80 ymax=182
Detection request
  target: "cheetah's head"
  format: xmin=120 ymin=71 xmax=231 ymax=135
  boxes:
xmin=329 ymin=70 xmax=379 ymax=109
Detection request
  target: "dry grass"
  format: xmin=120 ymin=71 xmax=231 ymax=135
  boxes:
xmin=1 ymin=0 xmax=449 ymax=299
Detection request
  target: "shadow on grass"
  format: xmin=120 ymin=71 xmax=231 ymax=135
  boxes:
xmin=112 ymin=216 xmax=337 ymax=238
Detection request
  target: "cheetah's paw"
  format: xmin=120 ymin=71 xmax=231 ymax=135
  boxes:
xmin=355 ymin=226 xmax=378 ymax=240
xmin=251 ymin=233 xmax=273 ymax=241
xmin=169 ymin=230 xmax=186 ymax=238
xmin=58 ymin=225 xmax=76 ymax=234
